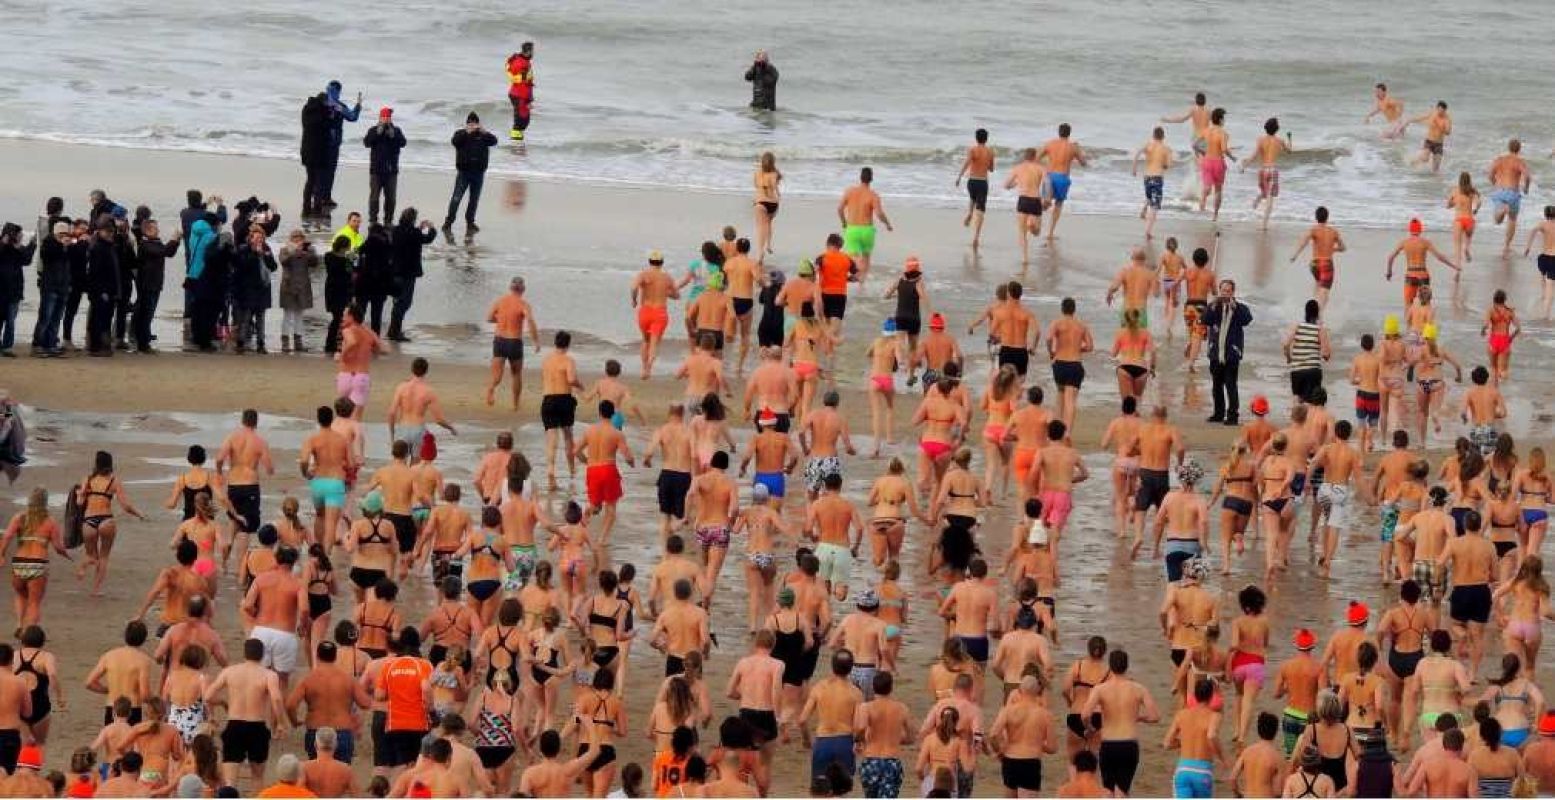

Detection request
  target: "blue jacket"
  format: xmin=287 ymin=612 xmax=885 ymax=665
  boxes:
xmin=325 ymin=84 xmax=361 ymax=149
xmin=1200 ymin=299 xmax=1253 ymax=365
xmin=186 ymin=219 xmax=215 ymax=280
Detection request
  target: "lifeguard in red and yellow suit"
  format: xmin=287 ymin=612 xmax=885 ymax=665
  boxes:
xmin=506 ymin=42 xmax=535 ymax=140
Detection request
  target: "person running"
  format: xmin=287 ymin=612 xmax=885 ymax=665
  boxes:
xmin=73 ymin=449 xmax=144 ymax=596
xmin=1079 ymin=649 xmax=1160 ymax=797
xmin=576 ymin=400 xmax=635 ymax=545
xmin=299 ymin=406 xmax=352 ymax=553
xmin=1004 ymin=149 xmax=1050 ymax=265
xmin=753 ymin=152 xmax=782 ymax=260
xmin=1039 ymin=123 xmax=1087 ymax=240
xmin=1199 ymin=108 xmax=1233 ymax=221
xmin=1488 ymin=139 xmax=1532 ymax=256
xmin=1288 ymin=206 xmax=1346 ymax=310
xmin=837 ymin=167 xmax=892 ymax=282
xmin=955 ymin=128 xmax=994 ymax=249
xmin=1522 ymin=206 xmax=1555 ymax=319
xmin=1366 ymin=82 xmax=1407 ymax=139
xmin=1131 ymin=126 xmax=1173 ymax=239
xmin=1242 ymin=117 xmax=1290 ymax=230
xmin=485 ymin=276 xmax=540 ymax=410
xmin=1481 ymin=291 xmax=1520 ymax=383
xmin=540 ymin=330 xmax=583 ymax=491
xmin=1046 ymin=297 xmax=1094 ymax=431
xmin=1 ymin=488 xmax=69 ymax=632
xmin=1386 ymin=218 xmax=1458 ymax=308
xmin=630 ymin=251 xmax=680 ymax=380
xmin=1405 ymin=101 xmax=1452 ymax=173
xmin=1446 ymin=171 xmax=1482 ymax=266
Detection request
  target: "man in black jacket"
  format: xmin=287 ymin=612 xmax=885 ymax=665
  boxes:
xmin=300 ymin=93 xmax=332 ymax=217
xmin=363 ymin=107 xmax=408 ymax=225
xmin=443 ymin=112 xmax=499 ymax=235
xmin=1200 ymin=277 xmax=1253 ymax=425
xmin=133 ymin=220 xmax=180 ymax=354
xmin=0 ymin=224 xmax=37 ymax=357
xmin=32 ymin=221 xmax=72 ymax=355
xmin=231 ymin=227 xmax=277 ymax=354
xmin=745 ymin=51 xmax=778 ymax=111
xmin=111 ymin=218 xmax=138 ymax=351
xmin=388 ymin=208 xmax=437 ymax=342
xmin=84 ymin=220 xmax=120 ymax=356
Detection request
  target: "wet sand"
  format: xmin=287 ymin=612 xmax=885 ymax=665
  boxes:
xmin=4 ymin=139 xmax=1555 ymax=795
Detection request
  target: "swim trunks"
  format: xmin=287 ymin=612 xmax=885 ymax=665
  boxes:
xmin=1539 ymin=255 xmax=1555 ymax=281
xmin=655 ymin=469 xmax=691 ymax=518
xmin=1471 ymin=424 xmax=1500 ymax=456
xmin=539 ymin=394 xmax=577 ymax=430
xmin=966 ymin=178 xmax=988 ymax=212
xmin=1489 ymin=333 xmax=1512 ymax=356
xmin=1424 ymin=139 xmax=1443 ymax=156
xmin=227 ymin=484 xmax=262 ymax=534
xmin=1135 ymin=468 xmax=1170 ymax=512
xmin=1048 ymin=173 xmax=1072 ymax=204
xmin=1310 ymin=258 xmax=1335 ymax=289
xmin=1450 ymin=583 xmax=1492 ymax=624
xmin=814 ymin=542 xmax=853 ymax=588
xmin=1051 ymin=359 xmax=1084 ymax=389
xmin=309 ymin=477 xmax=347 ymax=510
xmin=753 ymin=471 xmax=785 ymax=499
xmin=732 ymin=297 xmax=754 ymax=317
xmin=335 ymin=371 xmax=371 ymax=407
xmin=1143 ymin=176 xmax=1164 ymax=209
xmin=1257 ymin=167 xmax=1279 ymax=199
xmin=694 ymin=328 xmax=726 ymax=351
xmin=1200 ymin=157 xmax=1227 ymax=188
xmin=803 ymin=456 xmax=842 ymax=494
xmin=1412 ymin=559 xmax=1448 ymax=603
xmin=842 ymin=224 xmax=876 ymax=257
xmin=1038 ymin=489 xmax=1073 ymax=528
xmin=1355 ymin=390 xmax=1380 ymax=426
xmin=492 ymin=336 xmax=524 ymax=364
xmin=585 ymin=463 xmax=623 ymax=507
xmin=1491 ymin=188 xmax=1522 ymax=217
xmin=1016 ymin=196 xmax=1043 ymax=216
xmin=821 ymin=294 xmax=847 ymax=321
xmin=636 ymin=304 xmax=669 ymax=338
xmin=695 ymin=523 xmax=730 ymax=550
xmin=996 ymin=345 xmax=1030 ymax=376
xmin=1316 ymin=483 xmax=1351 ymax=528
xmin=251 ymin=625 xmax=300 ymax=674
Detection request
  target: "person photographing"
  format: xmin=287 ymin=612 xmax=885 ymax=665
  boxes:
xmin=745 ymin=50 xmax=779 ymax=111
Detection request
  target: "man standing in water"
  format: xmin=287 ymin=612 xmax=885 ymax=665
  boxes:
xmin=1405 ymin=101 xmax=1452 ymax=173
xmin=444 ymin=112 xmax=499 ymax=235
xmin=320 ymin=81 xmax=362 ymax=211
xmin=1039 ymin=123 xmax=1087 ymax=240
xmin=1488 ymin=139 xmax=1531 ymax=257
xmin=838 ymin=168 xmax=892 ymax=281
xmin=955 ymin=129 xmax=994 ymax=249
xmin=1005 ymin=149 xmax=1050 ymax=266
xmin=745 ymin=50 xmax=778 ymax=111
xmin=505 ymin=42 xmax=535 ymax=141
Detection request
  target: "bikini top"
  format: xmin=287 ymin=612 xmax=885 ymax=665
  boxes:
xmin=1494 ymin=683 xmax=1531 ymax=711
xmin=1072 ymin=661 xmax=1110 ymax=691
xmin=359 ymin=518 xmax=393 ymax=546
xmin=432 ymin=605 xmax=472 ymax=640
xmin=586 ymin=690 xmax=616 ymax=728
xmin=308 ymin=570 xmax=332 ymax=593
xmin=471 ymin=533 xmax=503 ymax=563
xmin=588 ymin=597 xmax=623 ymax=634
xmin=83 ymin=476 xmax=116 ymax=501
xmin=361 ymin=605 xmax=396 ymax=635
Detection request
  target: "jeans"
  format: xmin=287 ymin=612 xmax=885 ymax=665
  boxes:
xmin=388 ymin=278 xmax=415 ymax=337
xmin=63 ymin=288 xmax=86 ymax=342
xmin=32 ymin=289 xmax=67 ymax=351
xmin=0 ymin=300 xmax=17 ymax=351
xmin=1210 ymin=359 xmax=1241 ymax=419
xmin=445 ymin=169 xmax=485 ymax=226
xmin=235 ymin=307 xmax=266 ymax=350
xmin=86 ymin=294 xmax=114 ymax=352
xmin=132 ymin=288 xmax=160 ymax=350
xmin=368 ymin=172 xmax=398 ymax=224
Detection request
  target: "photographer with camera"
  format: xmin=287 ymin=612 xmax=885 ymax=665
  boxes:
xmin=278 ymin=229 xmax=318 ymax=354
xmin=745 ymin=50 xmax=779 ymax=111
xmin=363 ymin=107 xmax=408 ymax=225
xmin=0 ymin=223 xmax=38 ymax=357
xmin=132 ymin=219 xmax=180 ymax=354
xmin=32 ymin=220 xmax=72 ymax=355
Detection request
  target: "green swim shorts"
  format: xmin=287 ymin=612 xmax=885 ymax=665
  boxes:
xmin=843 ymin=224 xmax=876 ymax=257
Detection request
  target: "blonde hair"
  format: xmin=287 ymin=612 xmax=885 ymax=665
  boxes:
xmin=23 ymin=488 xmax=47 ymax=534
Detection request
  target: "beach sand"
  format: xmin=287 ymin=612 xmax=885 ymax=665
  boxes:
xmin=3 ymin=139 xmax=1555 ymax=795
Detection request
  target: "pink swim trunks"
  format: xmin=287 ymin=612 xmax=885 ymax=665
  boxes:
xmin=1038 ymin=489 xmax=1073 ymax=527
xmin=1200 ymin=156 xmax=1227 ymax=188
xmin=335 ymin=371 xmax=371 ymax=407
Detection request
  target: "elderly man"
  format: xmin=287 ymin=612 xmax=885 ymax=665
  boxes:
xmin=256 ymin=754 xmax=317 ymax=798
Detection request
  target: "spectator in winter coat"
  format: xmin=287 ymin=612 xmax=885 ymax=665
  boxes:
xmin=387 ymin=208 xmax=437 ymax=341
xmin=363 ymin=108 xmax=408 ymax=225
xmin=278 ymin=229 xmax=318 ymax=353
xmin=0 ymin=224 xmax=38 ymax=356
xmin=132 ymin=220 xmax=180 ymax=353
xmin=32 ymin=221 xmax=72 ymax=354
xmin=231 ymin=227 xmax=277 ymax=353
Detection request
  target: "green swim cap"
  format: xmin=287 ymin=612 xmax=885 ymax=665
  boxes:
xmin=360 ymin=490 xmax=384 ymax=515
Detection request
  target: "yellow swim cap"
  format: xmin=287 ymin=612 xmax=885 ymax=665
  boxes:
xmin=1383 ymin=315 xmax=1400 ymax=336
xmin=1423 ymin=323 xmax=1438 ymax=340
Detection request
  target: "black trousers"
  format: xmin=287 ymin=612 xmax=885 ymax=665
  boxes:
xmin=368 ymin=173 xmax=398 ymax=224
xmin=86 ymin=295 xmax=114 ymax=352
xmin=365 ymin=295 xmax=387 ymax=334
xmin=113 ymin=275 xmax=135 ymax=344
xmin=1210 ymin=359 xmax=1241 ymax=419
xmin=132 ymin=288 xmax=160 ymax=349
xmin=324 ymin=307 xmax=344 ymax=353
xmin=63 ymin=287 xmax=86 ymax=341
xmin=302 ymin=162 xmax=326 ymax=215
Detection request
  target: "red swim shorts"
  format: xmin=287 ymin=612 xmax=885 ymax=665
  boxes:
xmin=586 ymin=463 xmax=623 ymax=507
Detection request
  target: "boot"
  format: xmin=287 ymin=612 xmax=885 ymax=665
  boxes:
xmin=293 ymin=335 xmax=308 ymax=354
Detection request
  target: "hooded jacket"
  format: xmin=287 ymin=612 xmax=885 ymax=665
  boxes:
xmin=300 ymin=94 xmax=332 ymax=167
xmin=186 ymin=219 xmax=216 ymax=281
xmin=37 ymin=236 xmax=71 ymax=294
xmin=324 ymin=83 xmax=361 ymax=149
xmin=233 ymin=242 xmax=277 ymax=310
xmin=135 ymin=236 xmax=180 ymax=296
xmin=0 ymin=237 xmax=37 ymax=303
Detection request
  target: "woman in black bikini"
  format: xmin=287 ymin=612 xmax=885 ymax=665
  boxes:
xmin=525 ymin=606 xmax=573 ymax=735
xmin=581 ymin=570 xmax=628 ymax=678
xmin=752 ymin=152 xmax=782 ymax=259
xmin=353 ymin=578 xmax=401 ymax=660
xmin=299 ymin=544 xmax=336 ymax=665
xmin=1258 ymin=434 xmax=1297 ymax=586
xmin=566 ymin=667 xmax=625 ymax=797
xmin=1111 ymin=308 xmax=1154 ymax=402
xmin=1209 ymin=441 xmax=1257 ymax=574
xmin=74 ymin=450 xmax=145 ymax=597
xmin=345 ymin=492 xmax=396 ymax=604
xmin=162 ymin=445 xmax=218 ymax=522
